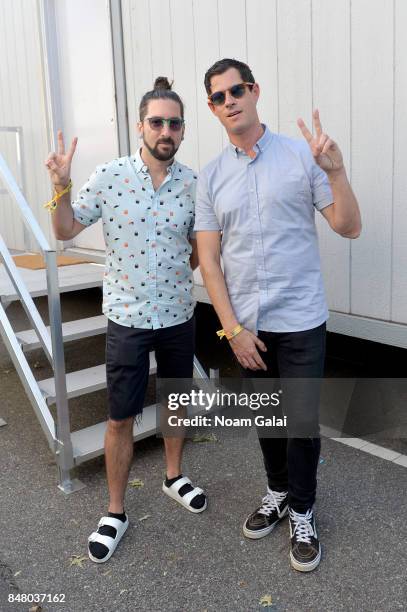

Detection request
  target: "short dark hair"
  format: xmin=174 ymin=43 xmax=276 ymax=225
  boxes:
xmin=204 ymin=58 xmax=255 ymax=94
xmin=139 ymin=77 xmax=184 ymax=121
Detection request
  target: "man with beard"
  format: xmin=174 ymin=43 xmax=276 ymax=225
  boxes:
xmin=45 ymin=77 xmax=207 ymax=564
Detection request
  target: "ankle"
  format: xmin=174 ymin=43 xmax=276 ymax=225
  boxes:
xmin=108 ymin=504 xmax=124 ymax=514
xmin=166 ymin=470 xmax=181 ymax=480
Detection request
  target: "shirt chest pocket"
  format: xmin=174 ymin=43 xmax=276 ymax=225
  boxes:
xmin=259 ymin=172 xmax=312 ymax=223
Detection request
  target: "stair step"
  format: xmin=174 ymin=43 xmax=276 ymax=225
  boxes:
xmin=71 ymin=403 xmax=159 ymax=464
xmin=16 ymin=315 xmax=107 ymax=351
xmin=39 ymin=353 xmax=157 ymax=405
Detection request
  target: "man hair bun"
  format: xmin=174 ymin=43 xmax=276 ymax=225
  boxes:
xmin=153 ymin=76 xmax=173 ymax=91
xmin=139 ymin=77 xmax=184 ymax=121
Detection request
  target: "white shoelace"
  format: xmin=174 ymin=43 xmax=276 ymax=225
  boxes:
xmin=258 ymin=488 xmax=287 ymax=516
xmin=289 ymin=508 xmax=315 ymax=544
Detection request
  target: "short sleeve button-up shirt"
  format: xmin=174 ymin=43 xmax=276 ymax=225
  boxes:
xmin=194 ymin=126 xmax=334 ymax=333
xmin=72 ymin=149 xmax=197 ymax=329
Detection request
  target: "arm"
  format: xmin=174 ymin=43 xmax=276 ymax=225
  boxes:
xmin=197 ymin=230 xmax=267 ymax=370
xmin=44 ymin=130 xmax=86 ymax=241
xmin=319 ymin=170 xmax=361 ymax=238
xmin=189 ymin=238 xmax=199 ymax=270
xmin=51 ymin=194 xmax=87 ymax=241
xmin=298 ymin=109 xmax=362 ymax=239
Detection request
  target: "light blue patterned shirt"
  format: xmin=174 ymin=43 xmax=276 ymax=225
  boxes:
xmin=194 ymin=126 xmax=334 ymax=333
xmin=72 ymin=149 xmax=196 ymax=329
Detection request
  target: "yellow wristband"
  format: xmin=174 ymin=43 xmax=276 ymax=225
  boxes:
xmin=216 ymin=324 xmax=244 ymax=340
xmin=44 ymin=179 xmax=72 ymax=212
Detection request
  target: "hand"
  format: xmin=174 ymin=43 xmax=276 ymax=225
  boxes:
xmin=297 ymin=109 xmax=344 ymax=174
xmin=229 ymin=328 xmax=267 ymax=371
xmin=44 ymin=130 xmax=78 ymax=191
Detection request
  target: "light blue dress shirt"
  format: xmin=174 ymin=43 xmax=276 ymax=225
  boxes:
xmin=194 ymin=126 xmax=334 ymax=333
xmin=72 ymin=149 xmax=196 ymax=329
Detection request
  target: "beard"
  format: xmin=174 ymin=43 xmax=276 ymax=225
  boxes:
xmin=143 ymin=136 xmax=179 ymax=161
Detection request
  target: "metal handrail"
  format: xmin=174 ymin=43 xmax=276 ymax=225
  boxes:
xmin=0 ymin=127 xmax=25 ymax=194
xmin=0 ymin=153 xmax=53 ymax=360
xmin=0 ymin=152 xmax=50 ymax=253
xmin=0 ymin=301 xmax=56 ymax=446
xmin=0 ymin=151 xmax=75 ymax=487
xmin=0 ymin=127 xmax=30 ymax=250
xmin=0 ymin=234 xmax=52 ymax=361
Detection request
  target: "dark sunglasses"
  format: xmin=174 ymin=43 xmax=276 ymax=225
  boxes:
xmin=143 ymin=116 xmax=184 ymax=131
xmin=208 ymin=82 xmax=254 ymax=106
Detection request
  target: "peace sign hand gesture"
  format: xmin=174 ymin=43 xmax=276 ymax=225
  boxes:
xmin=44 ymin=130 xmax=78 ymax=191
xmin=297 ymin=109 xmax=343 ymax=174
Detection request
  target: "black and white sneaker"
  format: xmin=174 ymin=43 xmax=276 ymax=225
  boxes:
xmin=243 ymin=488 xmax=288 ymax=539
xmin=288 ymin=507 xmax=321 ymax=572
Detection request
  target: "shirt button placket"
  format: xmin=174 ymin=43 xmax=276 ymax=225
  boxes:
xmin=148 ymin=188 xmax=160 ymax=329
xmin=250 ymin=166 xmax=266 ymax=291
xmin=247 ymin=163 xmax=264 ymax=331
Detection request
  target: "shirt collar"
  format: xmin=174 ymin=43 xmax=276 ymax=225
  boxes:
xmin=132 ymin=147 xmax=177 ymax=176
xmin=230 ymin=124 xmax=273 ymax=158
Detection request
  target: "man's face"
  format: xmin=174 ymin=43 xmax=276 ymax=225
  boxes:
xmin=138 ymin=99 xmax=184 ymax=161
xmin=207 ymin=68 xmax=260 ymax=135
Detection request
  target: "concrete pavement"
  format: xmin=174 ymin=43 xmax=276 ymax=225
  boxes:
xmin=0 ymin=290 xmax=406 ymax=612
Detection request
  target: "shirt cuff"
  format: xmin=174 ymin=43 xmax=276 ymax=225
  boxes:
xmin=72 ymin=208 xmax=94 ymax=226
xmin=193 ymin=223 xmax=221 ymax=231
xmin=314 ymin=197 xmax=334 ymax=212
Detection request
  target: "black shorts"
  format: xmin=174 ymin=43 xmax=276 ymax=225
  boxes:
xmin=106 ymin=316 xmax=195 ymax=421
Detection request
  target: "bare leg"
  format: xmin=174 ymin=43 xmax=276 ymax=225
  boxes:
xmin=104 ymin=416 xmax=134 ymax=513
xmin=161 ymin=408 xmax=206 ymax=512
xmin=164 ymin=435 xmax=184 ymax=478
xmin=160 ymin=402 xmax=185 ymax=478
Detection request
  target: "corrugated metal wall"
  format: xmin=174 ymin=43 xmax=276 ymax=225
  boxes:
xmin=0 ymin=0 xmax=53 ymax=250
xmin=121 ymin=0 xmax=407 ymax=326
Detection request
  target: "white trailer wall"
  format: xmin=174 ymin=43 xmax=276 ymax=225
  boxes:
xmin=121 ymin=0 xmax=407 ymax=333
xmin=1 ymin=0 xmax=406 ymax=344
xmin=0 ymin=0 xmax=118 ymax=253
xmin=51 ymin=0 xmax=119 ymax=252
xmin=0 ymin=0 xmax=52 ymax=250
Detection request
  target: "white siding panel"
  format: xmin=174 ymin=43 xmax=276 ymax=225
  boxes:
xmin=276 ymin=0 xmax=312 ymax=138
xmin=21 ymin=0 xmax=55 ymax=251
xmin=0 ymin=0 xmax=16 ymax=247
xmin=149 ymin=0 xmax=173 ymax=82
xmin=246 ymin=0 xmax=279 ymax=131
xmin=1 ymin=2 xmax=21 ymax=250
xmin=392 ymin=0 xmax=407 ymax=324
xmin=122 ymin=0 xmax=154 ymax=154
xmin=0 ymin=133 xmax=22 ymax=250
xmin=55 ymin=0 xmax=118 ymax=252
xmin=217 ymin=0 xmax=247 ymax=60
xmin=350 ymin=0 xmax=393 ymax=319
xmin=1 ymin=2 xmax=27 ymax=250
xmin=192 ymin=0 xmax=223 ymax=167
xmin=0 ymin=0 xmax=51 ymax=251
xmin=170 ymin=0 xmax=199 ymax=171
xmin=312 ymin=0 xmax=351 ymax=313
xmin=217 ymin=0 xmax=247 ymax=149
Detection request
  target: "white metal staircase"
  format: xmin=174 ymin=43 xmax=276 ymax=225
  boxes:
xmin=0 ymin=153 xmax=209 ymax=493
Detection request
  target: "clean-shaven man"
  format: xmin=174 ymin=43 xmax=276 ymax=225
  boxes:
xmin=195 ymin=59 xmax=361 ymax=572
xmin=45 ymin=77 xmax=207 ymax=564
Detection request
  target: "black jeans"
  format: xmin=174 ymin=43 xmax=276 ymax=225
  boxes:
xmin=243 ymin=322 xmax=326 ymax=513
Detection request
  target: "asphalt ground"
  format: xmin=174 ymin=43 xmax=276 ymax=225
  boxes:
xmin=0 ymin=289 xmax=406 ymax=612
